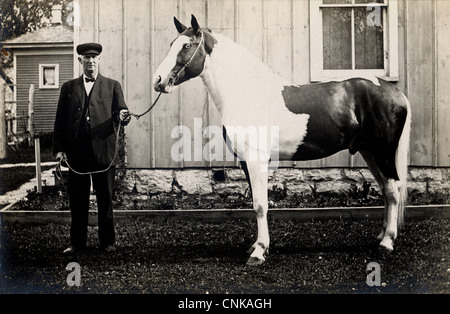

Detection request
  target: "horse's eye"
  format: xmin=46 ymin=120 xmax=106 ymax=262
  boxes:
xmin=184 ymin=44 xmax=191 ymax=49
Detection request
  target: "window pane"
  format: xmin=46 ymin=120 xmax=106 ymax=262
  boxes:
xmin=354 ymin=7 xmax=384 ymax=69
xmin=322 ymin=8 xmax=352 ymax=69
xmin=43 ymin=67 xmax=56 ymax=85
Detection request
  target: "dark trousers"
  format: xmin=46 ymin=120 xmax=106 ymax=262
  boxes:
xmin=68 ymin=166 xmax=116 ymax=249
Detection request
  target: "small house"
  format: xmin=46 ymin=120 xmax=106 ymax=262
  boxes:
xmin=1 ymin=23 xmax=73 ymax=136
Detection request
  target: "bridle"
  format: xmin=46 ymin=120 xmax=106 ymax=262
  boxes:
xmin=170 ymin=30 xmax=204 ymax=85
xmin=127 ymin=31 xmax=205 ymax=120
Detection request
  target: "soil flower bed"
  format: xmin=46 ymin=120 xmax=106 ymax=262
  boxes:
xmin=7 ymin=183 xmax=449 ymax=212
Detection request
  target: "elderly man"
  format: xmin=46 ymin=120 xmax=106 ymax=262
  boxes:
xmin=53 ymin=42 xmax=131 ymax=254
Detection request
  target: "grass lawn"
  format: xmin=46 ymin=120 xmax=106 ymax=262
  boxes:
xmin=0 ymin=167 xmax=49 ymax=195
xmin=0 ymin=218 xmax=449 ymax=294
xmin=0 ymin=140 xmax=54 ymax=196
xmin=0 ymin=141 xmax=53 ymax=165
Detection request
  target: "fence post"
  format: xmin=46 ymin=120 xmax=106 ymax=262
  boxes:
xmin=28 ymin=84 xmax=35 ymax=145
xmin=35 ymin=137 xmax=42 ymax=193
xmin=0 ymin=82 xmax=6 ymax=159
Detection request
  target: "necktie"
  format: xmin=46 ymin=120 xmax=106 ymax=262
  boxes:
xmin=85 ymin=77 xmax=95 ymax=83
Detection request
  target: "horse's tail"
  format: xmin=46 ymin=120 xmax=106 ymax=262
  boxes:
xmin=396 ymin=93 xmax=411 ymax=228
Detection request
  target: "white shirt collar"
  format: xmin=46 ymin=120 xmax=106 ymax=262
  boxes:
xmin=83 ymin=74 xmax=97 ymax=95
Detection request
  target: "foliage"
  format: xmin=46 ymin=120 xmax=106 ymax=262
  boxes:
xmin=0 ymin=0 xmax=73 ymax=69
xmin=1 ymin=0 xmax=50 ymax=42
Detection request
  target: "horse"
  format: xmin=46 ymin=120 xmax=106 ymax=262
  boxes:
xmin=153 ymin=15 xmax=411 ymax=266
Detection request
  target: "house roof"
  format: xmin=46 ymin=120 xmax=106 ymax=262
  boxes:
xmin=1 ymin=24 xmax=73 ymax=49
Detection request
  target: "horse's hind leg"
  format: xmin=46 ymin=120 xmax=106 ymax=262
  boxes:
xmin=379 ymin=178 xmax=400 ymax=251
xmin=360 ymin=151 xmax=388 ymax=240
xmin=360 ymin=150 xmax=399 ymax=251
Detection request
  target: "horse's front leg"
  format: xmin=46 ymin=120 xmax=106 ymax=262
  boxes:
xmin=245 ymin=161 xmax=270 ymax=266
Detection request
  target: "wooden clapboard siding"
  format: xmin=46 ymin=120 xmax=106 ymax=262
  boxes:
xmin=180 ymin=0 xmax=210 ymax=168
xmin=403 ymin=0 xmax=450 ymax=167
xmin=76 ymin=0 xmax=450 ymax=169
xmin=16 ymin=53 xmax=73 ymax=133
xmin=406 ymin=0 xmax=434 ymax=166
xmin=152 ymin=0 xmax=184 ymax=168
xmin=435 ymin=0 xmax=450 ymax=166
xmin=123 ymin=0 xmax=153 ymax=167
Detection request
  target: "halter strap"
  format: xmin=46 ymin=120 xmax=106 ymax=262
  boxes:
xmin=172 ymin=31 xmax=204 ymax=83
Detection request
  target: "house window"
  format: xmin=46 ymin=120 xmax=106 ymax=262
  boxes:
xmin=309 ymin=0 xmax=398 ymax=82
xmin=39 ymin=64 xmax=59 ymax=89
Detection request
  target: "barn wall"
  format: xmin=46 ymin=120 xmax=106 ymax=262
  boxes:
xmin=404 ymin=0 xmax=450 ymax=167
xmin=76 ymin=0 xmax=450 ymax=169
xmin=434 ymin=0 xmax=450 ymax=167
xmin=16 ymin=50 xmax=73 ymax=133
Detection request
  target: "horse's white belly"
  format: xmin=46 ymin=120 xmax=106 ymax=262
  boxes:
xmin=272 ymin=109 xmax=309 ymax=160
xmin=221 ymin=88 xmax=309 ymax=162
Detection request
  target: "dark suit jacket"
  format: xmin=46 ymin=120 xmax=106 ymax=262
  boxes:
xmin=53 ymin=74 xmax=129 ymax=168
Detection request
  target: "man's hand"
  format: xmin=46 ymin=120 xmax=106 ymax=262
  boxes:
xmin=56 ymin=151 xmax=67 ymax=161
xmin=119 ymin=109 xmax=131 ymax=123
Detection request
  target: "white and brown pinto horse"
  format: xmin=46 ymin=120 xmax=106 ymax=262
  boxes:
xmin=153 ymin=15 xmax=411 ymax=265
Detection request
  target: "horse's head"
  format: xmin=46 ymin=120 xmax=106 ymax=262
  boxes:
xmin=153 ymin=14 xmax=215 ymax=93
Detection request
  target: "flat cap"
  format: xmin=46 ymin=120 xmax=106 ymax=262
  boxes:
xmin=76 ymin=42 xmax=102 ymax=55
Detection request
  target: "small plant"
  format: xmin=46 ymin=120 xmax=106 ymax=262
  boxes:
xmin=308 ymin=183 xmax=318 ymax=199
xmin=269 ymin=181 xmax=288 ymax=202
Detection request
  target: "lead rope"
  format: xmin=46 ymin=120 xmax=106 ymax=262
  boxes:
xmin=55 ymin=92 xmax=163 ymax=178
xmin=129 ymin=92 xmax=162 ymax=120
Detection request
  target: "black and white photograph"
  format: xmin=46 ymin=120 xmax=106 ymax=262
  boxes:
xmin=0 ymin=0 xmax=449 ymax=302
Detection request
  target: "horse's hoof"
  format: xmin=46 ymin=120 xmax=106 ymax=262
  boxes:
xmin=246 ymin=256 xmax=265 ymax=266
xmin=379 ymin=238 xmax=394 ymax=252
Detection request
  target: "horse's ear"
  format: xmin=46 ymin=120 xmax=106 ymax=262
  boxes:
xmin=174 ymin=16 xmax=187 ymax=34
xmin=191 ymin=14 xmax=200 ymax=33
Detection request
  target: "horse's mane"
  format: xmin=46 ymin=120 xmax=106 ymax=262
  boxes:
xmin=208 ymin=31 xmax=289 ymax=88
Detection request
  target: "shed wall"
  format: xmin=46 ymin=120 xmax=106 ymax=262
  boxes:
xmin=16 ymin=51 xmax=73 ymax=133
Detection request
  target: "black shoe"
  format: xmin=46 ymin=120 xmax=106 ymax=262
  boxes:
xmin=101 ymin=244 xmax=116 ymax=252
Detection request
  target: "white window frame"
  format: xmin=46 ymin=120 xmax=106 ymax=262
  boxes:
xmin=39 ymin=64 xmax=60 ymax=89
xmin=309 ymin=0 xmax=398 ymax=82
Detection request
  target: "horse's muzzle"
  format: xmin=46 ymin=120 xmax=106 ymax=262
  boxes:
xmin=153 ymin=75 xmax=175 ymax=94
xmin=153 ymin=75 xmax=165 ymax=93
